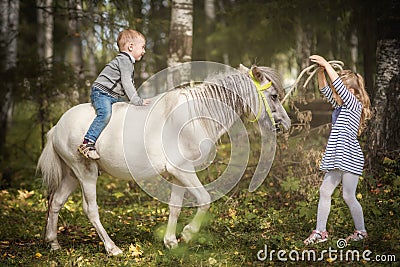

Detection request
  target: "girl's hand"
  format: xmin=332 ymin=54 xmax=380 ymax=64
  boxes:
xmin=310 ymin=54 xmax=339 ymax=82
xmin=309 ymin=55 xmax=329 ymax=68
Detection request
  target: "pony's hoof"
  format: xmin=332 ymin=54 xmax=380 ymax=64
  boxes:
xmin=181 ymin=225 xmax=195 ymax=243
xmin=49 ymin=241 xmax=61 ymax=251
xmin=108 ymin=246 xmax=123 ymax=256
xmin=164 ymin=237 xmax=178 ymax=249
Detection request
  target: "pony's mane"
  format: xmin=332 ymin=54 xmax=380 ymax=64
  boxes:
xmin=257 ymin=66 xmax=284 ymax=98
xmin=161 ymin=67 xmax=283 ymax=139
xmin=188 ymin=72 xmax=256 ymax=126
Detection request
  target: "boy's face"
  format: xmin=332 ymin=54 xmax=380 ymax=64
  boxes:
xmin=127 ymin=37 xmax=146 ymax=61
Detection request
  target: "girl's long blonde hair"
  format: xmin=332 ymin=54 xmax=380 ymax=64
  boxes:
xmin=338 ymin=70 xmax=371 ymax=135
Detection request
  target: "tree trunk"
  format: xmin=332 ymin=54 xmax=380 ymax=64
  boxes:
xmin=168 ymin=0 xmax=193 ymax=67
xmin=361 ymin=4 xmax=377 ymax=100
xmin=85 ymin=0 xmax=97 ymax=81
xmin=0 ymin=0 xmax=19 ymax=187
xmin=37 ymin=0 xmax=54 ymax=149
xmin=366 ymin=0 xmax=400 ymax=171
xmin=295 ymin=21 xmax=314 ymax=72
xmin=367 ymin=39 xmax=400 ymax=167
xmin=350 ymin=31 xmax=358 ymax=72
xmin=1 ymin=0 xmax=19 ymax=148
xmin=167 ymin=0 xmax=193 ymax=88
xmin=204 ymin=0 xmax=215 ymax=61
xmin=295 ymin=20 xmax=315 ymax=101
xmin=67 ymin=0 xmax=83 ymax=103
xmin=37 ymin=0 xmax=53 ymax=65
xmin=86 ymin=27 xmax=97 ymax=81
xmin=204 ymin=0 xmax=215 ymax=21
xmin=384 ymin=72 xmax=400 ymax=153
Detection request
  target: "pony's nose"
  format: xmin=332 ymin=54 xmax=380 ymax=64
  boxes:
xmin=273 ymin=117 xmax=281 ymax=132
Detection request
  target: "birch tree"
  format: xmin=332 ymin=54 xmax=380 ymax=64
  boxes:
xmin=167 ymin=0 xmax=193 ymax=67
xmin=204 ymin=0 xmax=215 ymax=61
xmin=0 ymin=0 xmax=19 ymax=152
xmin=84 ymin=0 xmax=97 ymax=81
xmin=204 ymin=0 xmax=215 ymax=21
xmin=367 ymin=39 xmax=400 ymax=165
xmin=36 ymin=0 xmax=54 ymax=148
xmin=366 ymin=0 xmax=400 ymax=169
xmin=67 ymin=0 xmax=83 ymax=103
xmin=0 ymin=0 xmax=19 ymax=185
xmin=167 ymin=0 xmax=193 ymax=88
xmin=37 ymin=0 xmax=53 ymax=65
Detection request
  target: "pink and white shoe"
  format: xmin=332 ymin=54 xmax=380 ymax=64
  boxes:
xmin=304 ymin=230 xmax=328 ymax=245
xmin=346 ymin=230 xmax=368 ymax=242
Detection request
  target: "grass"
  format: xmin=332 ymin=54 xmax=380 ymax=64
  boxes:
xmin=0 ymin=169 xmax=399 ymax=266
xmin=1 ymin=116 xmax=399 ymax=266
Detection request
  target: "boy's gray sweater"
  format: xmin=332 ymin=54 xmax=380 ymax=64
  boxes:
xmin=93 ymin=52 xmax=143 ymax=105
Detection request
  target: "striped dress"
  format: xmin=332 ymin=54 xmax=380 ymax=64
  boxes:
xmin=319 ymin=78 xmax=364 ymax=176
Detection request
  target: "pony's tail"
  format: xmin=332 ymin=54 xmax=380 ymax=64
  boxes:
xmin=37 ymin=127 xmax=64 ymax=197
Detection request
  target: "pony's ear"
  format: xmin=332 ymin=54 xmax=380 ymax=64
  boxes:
xmin=251 ymin=66 xmax=266 ymax=83
xmin=238 ymin=64 xmax=249 ymax=73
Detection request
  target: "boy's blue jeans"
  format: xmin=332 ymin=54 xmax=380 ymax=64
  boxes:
xmin=84 ymin=87 xmax=123 ymax=143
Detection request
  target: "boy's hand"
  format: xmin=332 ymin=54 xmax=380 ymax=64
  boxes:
xmin=142 ymin=99 xmax=151 ymax=106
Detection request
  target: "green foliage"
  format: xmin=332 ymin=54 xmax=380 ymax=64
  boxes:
xmin=0 ymin=1 xmax=398 ymax=265
xmin=1 ymin=153 xmax=399 ymax=266
xmin=280 ymin=167 xmax=300 ymax=192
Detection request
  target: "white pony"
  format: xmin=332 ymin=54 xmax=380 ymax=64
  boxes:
xmin=37 ymin=64 xmax=291 ymax=255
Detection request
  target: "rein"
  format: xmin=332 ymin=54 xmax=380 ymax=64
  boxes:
xmin=248 ymin=71 xmax=275 ymax=125
xmin=281 ymin=60 xmax=344 ymax=103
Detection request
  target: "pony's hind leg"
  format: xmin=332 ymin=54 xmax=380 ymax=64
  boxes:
xmin=74 ymin=164 xmax=123 ymax=256
xmin=45 ymin=170 xmax=78 ymax=250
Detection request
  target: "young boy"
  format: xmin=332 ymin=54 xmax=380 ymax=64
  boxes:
xmin=78 ymin=29 xmax=150 ymax=160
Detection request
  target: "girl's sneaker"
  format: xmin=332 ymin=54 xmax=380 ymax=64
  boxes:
xmin=346 ymin=230 xmax=368 ymax=242
xmin=304 ymin=230 xmax=328 ymax=245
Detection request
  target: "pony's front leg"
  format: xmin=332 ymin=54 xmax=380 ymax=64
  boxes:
xmin=45 ymin=173 xmax=78 ymax=251
xmin=164 ymin=184 xmax=185 ymax=249
xmin=166 ymin=164 xmax=211 ymax=244
xmin=79 ymin=174 xmax=123 ymax=256
xmin=181 ymin=202 xmax=210 ymax=243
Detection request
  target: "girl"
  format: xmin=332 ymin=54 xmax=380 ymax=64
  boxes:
xmin=304 ymin=55 xmax=371 ymax=245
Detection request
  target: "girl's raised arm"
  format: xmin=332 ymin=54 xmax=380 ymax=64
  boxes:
xmin=309 ymin=55 xmax=339 ymax=82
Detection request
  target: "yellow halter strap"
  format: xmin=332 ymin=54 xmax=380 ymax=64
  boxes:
xmin=248 ymin=71 xmax=275 ymax=124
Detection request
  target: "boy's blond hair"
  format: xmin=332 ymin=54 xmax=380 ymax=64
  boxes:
xmin=117 ymin=29 xmax=145 ymax=51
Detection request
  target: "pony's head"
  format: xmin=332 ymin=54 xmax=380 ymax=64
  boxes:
xmin=239 ymin=64 xmax=291 ymax=131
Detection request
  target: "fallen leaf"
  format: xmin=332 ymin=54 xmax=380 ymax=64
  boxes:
xmin=129 ymin=243 xmax=143 ymax=258
xmin=208 ymin=257 xmax=217 ymax=265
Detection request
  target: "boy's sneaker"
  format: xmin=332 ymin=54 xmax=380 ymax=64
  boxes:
xmin=304 ymin=230 xmax=328 ymax=245
xmin=346 ymin=230 xmax=368 ymax=242
xmin=78 ymin=142 xmax=100 ymax=160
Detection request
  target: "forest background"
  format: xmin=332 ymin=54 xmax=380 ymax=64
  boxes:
xmin=0 ymin=0 xmax=399 ymax=266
